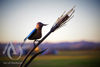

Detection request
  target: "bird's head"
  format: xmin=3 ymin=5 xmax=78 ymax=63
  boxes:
xmin=36 ymin=22 xmax=48 ymax=29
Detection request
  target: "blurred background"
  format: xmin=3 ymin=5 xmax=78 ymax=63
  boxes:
xmin=0 ymin=0 xmax=100 ymax=67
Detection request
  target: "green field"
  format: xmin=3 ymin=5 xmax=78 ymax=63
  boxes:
xmin=0 ymin=50 xmax=100 ymax=67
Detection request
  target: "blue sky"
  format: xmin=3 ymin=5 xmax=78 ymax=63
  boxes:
xmin=0 ymin=0 xmax=100 ymax=43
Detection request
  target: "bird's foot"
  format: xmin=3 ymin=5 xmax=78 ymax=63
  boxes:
xmin=33 ymin=40 xmax=40 ymax=47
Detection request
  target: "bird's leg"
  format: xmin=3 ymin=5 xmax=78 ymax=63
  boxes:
xmin=33 ymin=39 xmax=40 ymax=47
xmin=35 ymin=39 xmax=40 ymax=43
xmin=35 ymin=39 xmax=40 ymax=44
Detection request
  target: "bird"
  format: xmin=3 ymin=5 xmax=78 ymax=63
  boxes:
xmin=24 ymin=22 xmax=47 ymax=43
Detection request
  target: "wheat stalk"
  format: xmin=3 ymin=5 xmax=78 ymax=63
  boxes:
xmin=51 ymin=6 xmax=75 ymax=32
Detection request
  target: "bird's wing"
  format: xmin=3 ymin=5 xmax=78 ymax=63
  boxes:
xmin=24 ymin=28 xmax=37 ymax=42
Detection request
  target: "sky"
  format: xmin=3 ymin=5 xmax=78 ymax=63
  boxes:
xmin=0 ymin=0 xmax=100 ymax=43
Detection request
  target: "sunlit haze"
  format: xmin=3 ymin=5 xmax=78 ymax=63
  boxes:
xmin=0 ymin=0 xmax=100 ymax=43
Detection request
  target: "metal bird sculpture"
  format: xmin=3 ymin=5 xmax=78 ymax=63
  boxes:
xmin=23 ymin=22 xmax=47 ymax=45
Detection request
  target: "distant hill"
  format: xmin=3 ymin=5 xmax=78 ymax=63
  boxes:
xmin=0 ymin=41 xmax=100 ymax=51
xmin=40 ymin=41 xmax=100 ymax=50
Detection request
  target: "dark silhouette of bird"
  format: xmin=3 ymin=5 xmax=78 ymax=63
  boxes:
xmin=24 ymin=22 xmax=47 ymax=43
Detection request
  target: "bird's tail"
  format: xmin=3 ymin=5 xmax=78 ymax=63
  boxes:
xmin=24 ymin=37 xmax=27 ymax=42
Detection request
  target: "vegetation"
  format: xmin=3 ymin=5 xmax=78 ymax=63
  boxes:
xmin=0 ymin=50 xmax=100 ymax=67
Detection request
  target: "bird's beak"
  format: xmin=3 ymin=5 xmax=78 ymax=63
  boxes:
xmin=43 ymin=24 xmax=48 ymax=26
